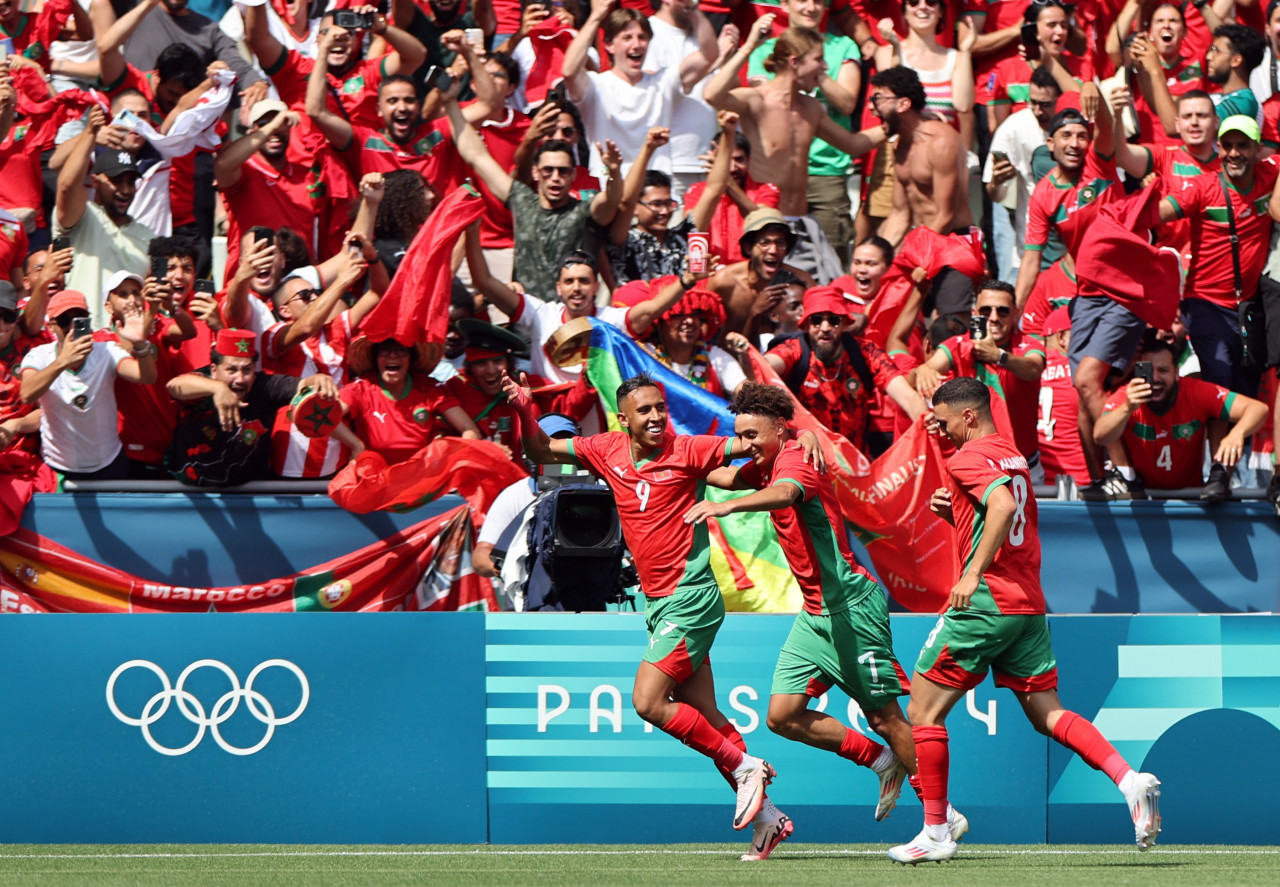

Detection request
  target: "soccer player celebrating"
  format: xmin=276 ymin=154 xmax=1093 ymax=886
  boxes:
xmin=503 ymin=371 xmax=784 ymax=842
xmin=685 ymin=382 xmax=969 ymax=851
xmin=889 ymin=378 xmax=1162 ymax=864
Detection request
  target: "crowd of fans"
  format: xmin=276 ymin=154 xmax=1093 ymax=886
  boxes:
xmin=0 ymin=0 xmax=1277 ymax=513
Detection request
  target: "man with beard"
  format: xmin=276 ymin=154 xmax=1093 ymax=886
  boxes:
xmin=871 ymin=66 xmax=983 ymax=321
xmin=915 ymin=280 xmax=1046 ymax=466
xmin=1204 ymin=24 xmax=1264 ymax=125
xmin=305 ymin=29 xmax=491 ymax=191
xmin=1111 ymin=89 xmax=1220 ymax=270
xmin=166 ymin=330 xmax=337 ymax=486
xmin=706 ymin=22 xmax=885 ymax=283
xmin=504 ymin=371 xmax=781 ymax=840
xmin=447 ymin=98 xmax=622 ymax=304
xmin=216 ymin=104 xmax=329 ymax=272
xmin=1157 ymin=116 xmax=1280 ymax=398
xmin=54 ymin=106 xmax=156 ymax=332
xmin=1095 ymin=336 xmax=1267 ymax=499
xmin=244 ymin=1 xmax=426 ymax=130
xmin=704 ymin=208 xmax=815 ymax=340
xmin=446 ymin=319 xmax=529 ymax=464
xmin=682 ymin=127 xmax=781 ymax=265
xmin=765 ymin=284 xmax=926 ymax=449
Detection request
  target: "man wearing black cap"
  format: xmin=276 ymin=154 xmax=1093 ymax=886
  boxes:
xmin=446 ymin=319 xmax=530 ymax=463
xmin=54 ymin=105 xmax=156 ymax=333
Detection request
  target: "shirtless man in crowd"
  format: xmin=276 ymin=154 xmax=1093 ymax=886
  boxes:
xmin=705 ymin=207 xmax=816 ymax=340
xmin=704 ymin=17 xmax=886 ymax=282
xmin=870 ymin=65 xmax=985 ymax=326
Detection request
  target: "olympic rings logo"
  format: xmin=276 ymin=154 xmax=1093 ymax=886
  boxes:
xmin=105 ymin=659 xmax=309 ymax=756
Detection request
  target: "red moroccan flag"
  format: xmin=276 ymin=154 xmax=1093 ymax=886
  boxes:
xmin=328 ymin=437 xmax=526 ymax=521
xmin=360 ymin=185 xmax=485 ymax=347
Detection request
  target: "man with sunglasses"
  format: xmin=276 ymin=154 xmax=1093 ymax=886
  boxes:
xmin=0 ymin=281 xmax=48 ymax=457
xmin=446 ymin=96 xmax=623 ymax=305
xmin=916 ymin=280 xmax=1046 ymax=466
xmin=764 ymin=285 xmax=927 ymax=449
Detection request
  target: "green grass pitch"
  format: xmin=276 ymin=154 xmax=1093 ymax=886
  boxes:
xmin=0 ymin=845 xmax=1276 ymax=887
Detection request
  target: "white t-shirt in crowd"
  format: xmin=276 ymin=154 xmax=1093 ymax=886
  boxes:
xmin=20 ymin=339 xmax=132 ymax=473
xmin=644 ymin=18 xmax=716 ymax=174
xmin=982 ymin=107 xmax=1048 ymax=273
xmin=478 ymin=477 xmax=539 ymax=547
xmin=577 ymin=66 xmax=684 ymax=178
xmin=509 ymin=292 xmax=631 ymax=385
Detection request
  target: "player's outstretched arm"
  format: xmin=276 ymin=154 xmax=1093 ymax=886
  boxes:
xmin=684 ymin=481 xmax=800 ymax=524
xmin=503 ymin=371 xmax=576 ymax=464
xmin=704 ymin=466 xmax=747 ymax=491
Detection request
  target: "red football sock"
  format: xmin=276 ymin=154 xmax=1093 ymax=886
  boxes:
xmin=715 ymin=723 xmax=748 ymax=790
xmin=661 ymin=703 xmax=745 ymax=772
xmin=913 ymin=725 xmax=950 ymax=826
xmin=908 ymin=773 xmax=923 ymax=801
xmin=837 ymin=727 xmax=886 ymax=768
xmin=1052 ymin=711 xmax=1130 ymax=785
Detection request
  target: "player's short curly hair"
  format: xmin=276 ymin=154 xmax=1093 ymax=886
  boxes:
xmin=730 ymin=382 xmax=794 ymax=423
xmin=617 ymin=373 xmax=660 ymax=406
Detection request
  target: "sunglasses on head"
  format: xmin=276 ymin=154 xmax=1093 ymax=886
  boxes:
xmin=976 ymin=305 xmax=1012 ymax=317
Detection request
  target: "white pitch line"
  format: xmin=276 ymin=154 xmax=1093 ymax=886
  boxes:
xmin=1 ymin=848 xmax=1279 ymax=861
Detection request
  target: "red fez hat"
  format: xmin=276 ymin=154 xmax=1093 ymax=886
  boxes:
xmin=799 ymin=286 xmax=859 ymax=327
xmin=215 ymin=329 xmax=257 ymax=358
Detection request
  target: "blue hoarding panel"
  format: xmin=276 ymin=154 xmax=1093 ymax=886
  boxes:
xmin=1047 ymin=615 xmax=1280 ymax=845
xmin=0 ymin=613 xmax=487 ymax=843
xmin=486 ymin=613 xmax=1047 ymax=844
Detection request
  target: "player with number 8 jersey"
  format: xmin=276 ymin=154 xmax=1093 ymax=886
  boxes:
xmin=888 ymin=378 xmax=1163 ymax=865
xmin=503 ymin=371 xmax=790 ymax=846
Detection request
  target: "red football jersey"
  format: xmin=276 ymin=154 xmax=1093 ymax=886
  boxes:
xmin=346 ymin=119 xmax=466 ymax=192
xmin=939 ymin=332 xmax=1044 ymax=460
xmin=1102 ymin=377 xmax=1235 ymax=489
xmin=1025 ymin=149 xmax=1122 ymax=260
xmin=739 ymin=441 xmax=874 ymax=615
xmin=1036 ymin=350 xmax=1089 ymax=484
xmin=266 ymin=50 xmax=385 ymax=129
xmin=221 ymin=154 xmax=328 ymax=272
xmin=340 ymin=376 xmax=461 ymax=464
xmin=946 ymin=433 xmax=1044 ymax=615
xmin=769 ymin=336 xmax=902 ymax=449
xmin=1020 ymin=260 xmax=1076 ymax=336
xmin=92 ymin=326 xmax=178 ymax=465
xmin=568 ymin=431 xmax=732 ymax=598
xmin=1168 ymin=159 xmax=1279 ymax=308
xmin=445 ymin=375 xmax=524 ymax=463
xmin=468 ymin=108 xmax=532 ymax=250
xmin=1145 ymin=143 xmax=1220 ymax=262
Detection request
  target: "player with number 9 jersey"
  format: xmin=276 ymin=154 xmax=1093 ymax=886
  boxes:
xmin=566 ymin=431 xmax=733 ymax=598
xmin=944 ymin=433 xmax=1045 ymax=615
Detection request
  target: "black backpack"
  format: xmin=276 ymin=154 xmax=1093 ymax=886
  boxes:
xmin=523 ymin=485 xmax=626 ymax=612
xmin=768 ymin=332 xmax=875 ymax=394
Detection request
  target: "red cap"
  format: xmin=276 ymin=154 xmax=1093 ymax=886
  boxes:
xmin=1043 ymin=305 xmax=1072 ymax=336
xmin=47 ymin=290 xmax=89 ymax=320
xmin=215 ymin=329 xmax=257 ymax=358
xmin=799 ymin=286 xmax=858 ymax=327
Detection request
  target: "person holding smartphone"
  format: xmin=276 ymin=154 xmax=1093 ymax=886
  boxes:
xmin=987 ymin=0 xmax=1094 ymax=132
xmin=17 ymin=289 xmax=157 ymax=480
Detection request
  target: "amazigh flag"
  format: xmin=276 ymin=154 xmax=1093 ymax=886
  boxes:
xmin=361 ymin=185 xmax=485 ymax=347
xmin=746 ymin=348 xmax=956 ymax=612
xmin=581 ymin=318 xmax=803 ymax=613
xmin=0 ymin=505 xmax=497 ymax=612
xmin=865 ymin=226 xmax=986 ymax=355
xmin=328 ymin=437 xmax=526 ymax=521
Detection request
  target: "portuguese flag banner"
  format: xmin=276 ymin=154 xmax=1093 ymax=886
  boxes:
xmin=0 ymin=505 xmax=496 ymax=613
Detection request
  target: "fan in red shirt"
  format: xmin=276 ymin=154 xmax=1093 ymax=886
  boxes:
xmin=1118 ymin=7 xmax=1208 ymax=146
xmin=92 ymin=270 xmax=198 ymax=477
xmin=1035 ymin=306 xmax=1088 ymax=485
xmin=1157 ymin=116 xmax=1279 ymax=395
xmin=987 ymin=1 xmax=1092 ymax=129
xmin=0 ymin=279 xmax=49 ymax=455
xmin=764 ymin=285 xmax=927 ymax=450
xmin=916 ymin=280 xmax=1046 ymax=462
xmin=215 ymin=102 xmax=335 ymax=278
xmin=244 ymin=1 xmax=427 ymax=131
xmin=445 ymin=320 xmax=527 ymax=466
xmin=337 ymin=338 xmax=481 ymax=465
xmin=684 ymin=126 xmax=782 ymax=264
xmin=1095 ymin=336 xmax=1268 ymax=498
xmin=0 ymin=0 xmax=80 ymax=69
